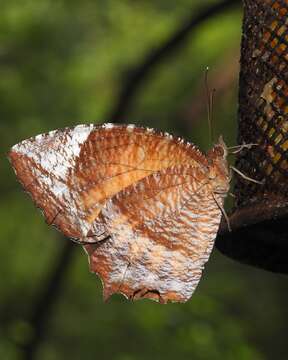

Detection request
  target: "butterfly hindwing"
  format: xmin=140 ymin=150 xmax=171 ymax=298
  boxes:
xmin=86 ymin=165 xmax=223 ymax=303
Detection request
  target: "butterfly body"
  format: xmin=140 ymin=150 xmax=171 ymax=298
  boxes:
xmin=9 ymin=124 xmax=230 ymax=303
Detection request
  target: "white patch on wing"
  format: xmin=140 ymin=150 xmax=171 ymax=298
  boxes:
xmin=103 ymin=123 xmax=114 ymax=129
xmin=126 ymin=124 xmax=135 ymax=132
xmin=12 ymin=124 xmax=93 ymax=183
xmin=12 ymin=125 xmax=95 ymax=236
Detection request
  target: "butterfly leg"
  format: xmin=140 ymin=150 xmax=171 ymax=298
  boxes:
xmin=227 ymin=143 xmax=258 ymax=154
xmin=212 ymin=192 xmax=231 ymax=232
xmin=230 ymin=166 xmax=264 ymax=185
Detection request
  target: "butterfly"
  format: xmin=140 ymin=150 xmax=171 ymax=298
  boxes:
xmin=9 ymin=123 xmax=231 ymax=303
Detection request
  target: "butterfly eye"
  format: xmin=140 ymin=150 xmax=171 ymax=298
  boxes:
xmin=216 ymin=146 xmax=224 ymax=157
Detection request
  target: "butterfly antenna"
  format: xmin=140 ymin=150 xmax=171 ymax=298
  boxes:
xmin=205 ymin=67 xmax=215 ymax=145
xmin=210 ymin=87 xmax=216 ymax=143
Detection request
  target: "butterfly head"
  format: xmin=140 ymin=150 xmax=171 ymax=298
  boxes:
xmin=207 ymin=136 xmax=230 ymax=194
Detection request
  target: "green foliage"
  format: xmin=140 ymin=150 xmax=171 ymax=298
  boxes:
xmin=1 ymin=1 xmax=286 ymax=359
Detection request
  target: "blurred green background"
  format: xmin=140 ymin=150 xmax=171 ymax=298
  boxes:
xmin=1 ymin=0 xmax=287 ymax=359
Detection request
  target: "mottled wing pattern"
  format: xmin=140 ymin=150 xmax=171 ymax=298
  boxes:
xmin=8 ymin=124 xmax=207 ymax=240
xmin=72 ymin=125 xmax=207 ymax=240
xmin=86 ymin=165 xmax=223 ymax=303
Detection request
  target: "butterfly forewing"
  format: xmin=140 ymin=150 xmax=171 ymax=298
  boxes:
xmin=9 ymin=124 xmax=206 ymax=240
xmin=86 ymin=165 xmax=223 ymax=303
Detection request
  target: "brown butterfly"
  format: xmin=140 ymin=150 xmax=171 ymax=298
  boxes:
xmin=9 ymin=123 xmax=231 ymax=303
